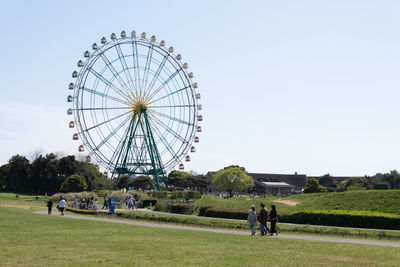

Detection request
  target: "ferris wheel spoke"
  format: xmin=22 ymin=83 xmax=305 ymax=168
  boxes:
xmin=147 ymin=67 xmax=183 ymax=100
xmin=132 ymin=41 xmax=141 ymax=93
xmin=150 ymin=110 xmax=194 ymax=126
xmin=148 ymin=85 xmax=190 ymax=104
xmin=115 ymin=44 xmax=137 ymax=93
xmin=148 ymin=118 xmax=181 ymax=162
xmin=141 ymin=44 xmax=154 ymax=95
xmin=88 ymin=67 xmax=131 ymax=100
xmin=145 ymin=54 xmax=169 ymax=95
xmin=80 ymin=107 xmax=131 ymax=111
xmin=149 ymin=104 xmax=195 ymax=109
xmin=92 ymin=113 xmax=133 ymax=152
xmin=99 ymin=53 xmax=133 ymax=96
xmin=81 ymin=109 xmax=132 ymax=132
xmin=81 ymin=87 xmax=129 ymax=105
xmin=150 ymin=115 xmax=188 ymax=145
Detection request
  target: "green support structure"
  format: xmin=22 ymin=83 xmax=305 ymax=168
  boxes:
xmin=112 ymin=106 xmax=165 ymax=190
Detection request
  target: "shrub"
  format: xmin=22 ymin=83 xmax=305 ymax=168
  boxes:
xmin=282 ymin=210 xmax=400 ymax=230
xmin=170 ymin=190 xmax=201 ymax=200
xmin=142 ymin=199 xmax=157 ymax=207
xmin=52 ymin=191 xmax=98 ymax=202
xmin=60 ymin=174 xmax=87 ymax=192
xmin=198 ymin=206 xmax=212 ymax=216
xmin=204 ymin=207 xmax=248 ymax=220
xmin=150 ymin=190 xmax=170 ymax=199
xmin=154 ymin=203 xmax=197 ymax=214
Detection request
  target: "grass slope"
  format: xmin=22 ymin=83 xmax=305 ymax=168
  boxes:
xmin=1 ymin=206 xmax=400 ymax=266
xmin=194 ymin=190 xmax=400 ymax=215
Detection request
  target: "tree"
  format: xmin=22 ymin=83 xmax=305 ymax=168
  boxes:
xmin=318 ymin=174 xmax=337 ymax=188
xmin=212 ymin=166 xmax=254 ymax=196
xmin=93 ymin=174 xmax=114 ymax=190
xmin=30 ymin=153 xmax=59 ymax=194
xmin=303 ymin=178 xmax=327 ymax=193
xmin=58 ymin=155 xmax=79 ymax=177
xmin=116 ymin=175 xmax=132 ymax=189
xmin=372 ymin=181 xmax=391 ymax=190
xmin=377 ymin=170 xmax=400 ymax=189
xmin=0 ymin=164 xmax=9 ymax=190
xmin=168 ymin=171 xmax=190 ymax=188
xmin=7 ymin=155 xmax=31 ymax=193
xmin=60 ymin=174 xmax=88 ymax=192
xmin=131 ymin=176 xmax=153 ymax=191
xmin=336 ymin=177 xmax=371 ymax=192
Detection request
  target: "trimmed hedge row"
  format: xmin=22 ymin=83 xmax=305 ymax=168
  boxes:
xmin=204 ymin=207 xmax=248 ymax=220
xmin=154 ymin=203 xmax=197 ymax=214
xmin=281 ymin=210 xmax=400 ymax=230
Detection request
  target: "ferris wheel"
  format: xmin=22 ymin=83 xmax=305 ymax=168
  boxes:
xmin=66 ymin=30 xmax=202 ymax=189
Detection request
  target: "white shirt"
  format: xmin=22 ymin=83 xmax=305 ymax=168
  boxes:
xmin=59 ymin=199 xmax=66 ymax=208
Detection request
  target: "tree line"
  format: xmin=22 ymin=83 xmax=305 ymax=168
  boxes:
xmin=0 ymin=153 xmax=113 ymax=194
xmin=303 ymin=171 xmax=400 ymax=193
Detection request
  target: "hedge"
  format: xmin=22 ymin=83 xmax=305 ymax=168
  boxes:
xmin=281 ymin=210 xmax=400 ymax=230
xmin=170 ymin=191 xmax=201 ymax=200
xmin=154 ymin=203 xmax=197 ymax=214
xmin=204 ymin=207 xmax=249 ymax=220
xmin=142 ymin=199 xmax=157 ymax=207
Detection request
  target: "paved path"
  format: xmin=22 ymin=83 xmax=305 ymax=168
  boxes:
xmin=35 ymin=211 xmax=400 ymax=248
xmin=116 ymin=208 xmax=400 ymax=233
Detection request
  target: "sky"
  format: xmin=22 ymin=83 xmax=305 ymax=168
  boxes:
xmin=0 ymin=0 xmax=400 ymax=176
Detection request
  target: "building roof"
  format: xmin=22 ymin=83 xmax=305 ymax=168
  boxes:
xmin=261 ymin=182 xmax=295 ymax=188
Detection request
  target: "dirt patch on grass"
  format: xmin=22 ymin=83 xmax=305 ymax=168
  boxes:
xmin=274 ymin=199 xmax=300 ymax=206
xmin=0 ymin=203 xmax=32 ymax=210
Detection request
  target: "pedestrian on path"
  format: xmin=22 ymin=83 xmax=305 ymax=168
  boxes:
xmin=269 ymin=205 xmax=278 ymax=236
xmin=59 ymin=196 xmax=66 ymax=215
xmin=258 ymin=203 xmax=269 ymax=236
xmin=247 ymin=205 xmax=257 ymax=236
xmin=47 ymin=199 xmax=53 ymax=215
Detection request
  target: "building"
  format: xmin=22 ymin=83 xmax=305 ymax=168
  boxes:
xmin=206 ymin=171 xmax=307 ymax=196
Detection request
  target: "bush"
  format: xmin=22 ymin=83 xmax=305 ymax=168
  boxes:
xmin=204 ymin=208 xmax=248 ymax=220
xmin=198 ymin=206 xmax=212 ymax=216
xmin=150 ymin=190 xmax=170 ymax=199
xmin=60 ymin=174 xmax=88 ymax=192
xmin=52 ymin=191 xmax=98 ymax=202
xmin=282 ymin=210 xmax=400 ymax=230
xmin=97 ymin=190 xmax=111 ymax=198
xmin=142 ymin=199 xmax=157 ymax=207
xmin=154 ymin=203 xmax=197 ymax=214
xmin=170 ymin=190 xmax=201 ymax=200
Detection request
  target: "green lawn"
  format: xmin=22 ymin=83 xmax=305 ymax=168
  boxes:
xmin=1 ymin=204 xmax=400 ymax=266
xmin=194 ymin=190 xmax=400 ymax=215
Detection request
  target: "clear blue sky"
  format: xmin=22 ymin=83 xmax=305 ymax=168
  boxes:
xmin=1 ymin=0 xmax=400 ymax=176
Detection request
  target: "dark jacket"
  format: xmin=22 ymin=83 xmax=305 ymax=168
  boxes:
xmin=270 ymin=209 xmax=277 ymax=221
xmin=258 ymin=208 xmax=268 ymax=224
xmin=47 ymin=200 xmax=53 ymax=208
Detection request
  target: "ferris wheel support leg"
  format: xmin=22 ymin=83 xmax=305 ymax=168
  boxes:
xmin=143 ymin=110 xmax=164 ymax=190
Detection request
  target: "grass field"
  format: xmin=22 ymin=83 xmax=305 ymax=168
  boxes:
xmin=194 ymin=190 xmax=400 ymax=215
xmin=1 ymin=196 xmax=400 ymax=266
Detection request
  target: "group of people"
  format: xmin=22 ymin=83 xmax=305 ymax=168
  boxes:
xmin=125 ymin=195 xmax=139 ymax=210
xmin=247 ymin=203 xmax=278 ymax=236
xmin=46 ymin=196 xmax=66 ymax=215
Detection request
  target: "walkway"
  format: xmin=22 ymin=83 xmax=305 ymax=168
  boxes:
xmin=117 ymin=208 xmax=400 ymax=233
xmin=34 ymin=211 xmax=400 ymax=248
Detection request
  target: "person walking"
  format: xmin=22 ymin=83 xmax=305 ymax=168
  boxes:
xmin=247 ymin=205 xmax=257 ymax=236
xmin=59 ymin=196 xmax=66 ymax=216
xmin=269 ymin=205 xmax=278 ymax=236
xmin=47 ymin=199 xmax=53 ymax=215
xmin=258 ymin=203 xmax=269 ymax=236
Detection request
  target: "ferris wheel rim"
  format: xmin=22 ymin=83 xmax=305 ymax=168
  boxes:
xmin=70 ymin=32 xmax=201 ymax=174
